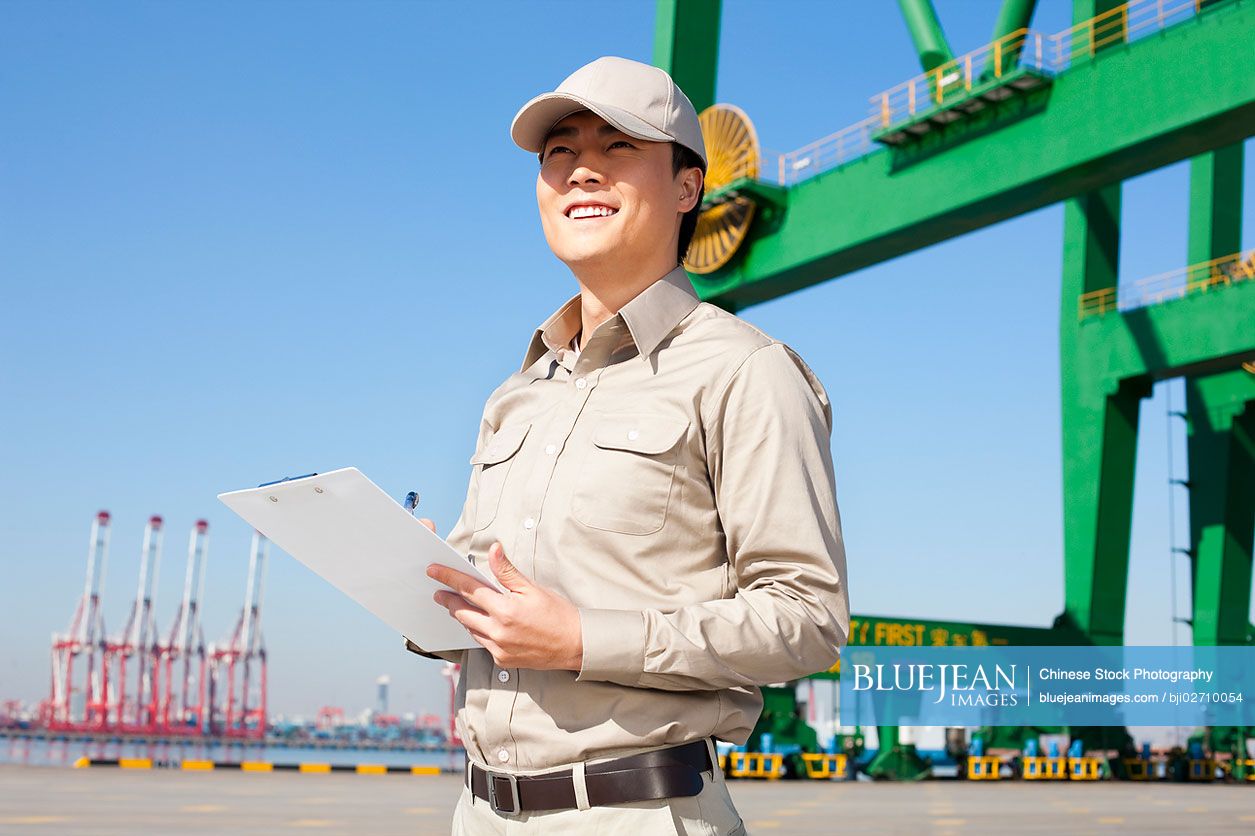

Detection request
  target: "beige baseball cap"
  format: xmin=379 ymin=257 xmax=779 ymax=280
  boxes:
xmin=510 ymin=56 xmax=707 ymax=168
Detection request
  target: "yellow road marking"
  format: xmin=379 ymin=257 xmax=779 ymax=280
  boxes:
xmin=240 ymin=761 xmax=273 ymax=772
xmin=1185 ymin=806 xmax=1208 ymax=813
xmin=182 ymin=760 xmax=215 ymax=771
xmin=932 ymin=818 xmax=966 ymax=827
xmin=748 ymin=821 xmax=781 ymax=830
xmin=181 ymin=804 xmax=226 ymax=813
xmin=287 ymin=819 xmax=335 ymax=828
xmin=403 ymin=807 xmax=437 ymax=815
xmin=1239 ymin=815 xmax=1255 ymax=822
xmin=72 ymin=756 xmax=90 ymax=769
xmin=299 ymin=763 xmax=331 ymax=773
xmin=118 ymin=758 xmax=152 ymax=769
xmin=355 ymin=764 xmax=387 ymax=775
xmin=410 ymin=765 xmax=441 ymax=775
xmin=0 ymin=817 xmax=70 ymax=825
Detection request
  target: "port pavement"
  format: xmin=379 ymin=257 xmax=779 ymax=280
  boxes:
xmin=1 ymin=764 xmax=1254 ymax=834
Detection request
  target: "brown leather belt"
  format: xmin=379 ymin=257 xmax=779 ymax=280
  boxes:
xmin=467 ymin=739 xmax=712 ymax=816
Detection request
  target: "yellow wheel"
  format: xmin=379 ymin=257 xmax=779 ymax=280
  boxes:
xmin=684 ymin=104 xmax=760 ymax=275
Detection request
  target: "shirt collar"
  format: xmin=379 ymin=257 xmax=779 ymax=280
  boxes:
xmin=520 ymin=264 xmax=701 ymax=372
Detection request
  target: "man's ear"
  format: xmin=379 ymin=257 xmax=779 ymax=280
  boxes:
xmin=679 ymin=166 xmax=704 ymax=213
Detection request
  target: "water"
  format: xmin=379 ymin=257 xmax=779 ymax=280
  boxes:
xmin=2 ymin=735 xmax=464 ymax=771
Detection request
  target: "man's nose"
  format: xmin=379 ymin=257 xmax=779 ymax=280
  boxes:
xmin=568 ymin=158 xmax=603 ymax=186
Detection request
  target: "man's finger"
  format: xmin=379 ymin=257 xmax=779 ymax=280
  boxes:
xmin=418 ymin=517 xmax=437 ymax=534
xmin=488 ymin=542 xmax=531 ymax=593
xmin=428 ymin=563 xmax=498 ymax=607
xmin=432 ymin=589 xmax=487 ymax=617
xmin=437 ymin=592 xmax=497 ymax=637
xmin=471 ymin=633 xmax=504 ymax=660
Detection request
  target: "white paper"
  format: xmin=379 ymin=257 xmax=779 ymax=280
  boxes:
xmin=218 ymin=467 xmax=496 ymax=652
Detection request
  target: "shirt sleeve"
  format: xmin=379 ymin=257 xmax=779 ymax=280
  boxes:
xmin=576 ymin=342 xmax=850 ymax=690
xmin=402 ymin=414 xmax=494 ymax=665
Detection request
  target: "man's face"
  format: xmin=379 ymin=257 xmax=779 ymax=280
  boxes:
xmin=536 ymin=110 xmax=698 ymax=273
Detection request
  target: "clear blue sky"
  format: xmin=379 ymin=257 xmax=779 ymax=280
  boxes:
xmin=2 ymin=1 xmax=1251 ymax=719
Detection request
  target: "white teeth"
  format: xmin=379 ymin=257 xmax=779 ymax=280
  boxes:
xmin=569 ymin=205 xmax=617 ymax=219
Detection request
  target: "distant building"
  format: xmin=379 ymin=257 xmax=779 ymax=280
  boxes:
xmin=376 ymin=675 xmax=390 ymax=716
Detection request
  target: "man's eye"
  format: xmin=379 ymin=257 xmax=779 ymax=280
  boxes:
xmin=610 ymin=140 xmax=634 ymax=149
xmin=545 ymin=145 xmax=572 ymax=157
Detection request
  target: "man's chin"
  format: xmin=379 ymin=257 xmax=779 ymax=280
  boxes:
xmin=554 ymin=246 xmax=616 ymax=271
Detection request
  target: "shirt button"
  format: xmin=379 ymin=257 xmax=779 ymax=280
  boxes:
xmin=544 ymin=444 xmax=556 ymax=455
xmin=497 ymin=749 xmax=510 ymax=764
xmin=523 ymin=517 xmax=535 ymax=530
xmin=627 ymin=429 xmax=640 ymax=441
xmin=497 ymin=669 xmax=510 ymax=683
xmin=575 ymin=378 xmax=587 ymax=390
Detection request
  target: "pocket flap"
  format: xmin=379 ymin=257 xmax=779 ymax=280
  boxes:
xmin=469 ymin=423 xmax=531 ymax=465
xmin=591 ymin=416 xmax=688 ymax=455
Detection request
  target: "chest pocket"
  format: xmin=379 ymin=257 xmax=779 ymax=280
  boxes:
xmin=469 ymin=423 xmax=530 ymax=531
xmin=570 ymin=415 xmax=689 ymax=536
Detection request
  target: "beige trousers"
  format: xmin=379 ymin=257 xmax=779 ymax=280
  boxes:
xmin=450 ymin=740 xmax=747 ymax=835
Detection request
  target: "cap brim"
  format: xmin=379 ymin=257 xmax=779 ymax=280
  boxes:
xmin=510 ymin=92 xmax=673 ymax=154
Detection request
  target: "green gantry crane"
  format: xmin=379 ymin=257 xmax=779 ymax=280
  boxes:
xmin=654 ymin=0 xmax=1255 ymax=780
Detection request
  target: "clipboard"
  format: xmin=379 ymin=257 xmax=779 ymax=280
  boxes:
xmin=218 ymin=467 xmax=496 ymax=653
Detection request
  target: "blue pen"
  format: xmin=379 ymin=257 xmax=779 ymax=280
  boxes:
xmin=257 ymin=472 xmax=318 ymax=488
xmin=404 ymin=489 xmax=471 ymax=565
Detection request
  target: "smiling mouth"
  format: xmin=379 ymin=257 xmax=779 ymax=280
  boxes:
xmin=566 ymin=205 xmax=619 ymax=220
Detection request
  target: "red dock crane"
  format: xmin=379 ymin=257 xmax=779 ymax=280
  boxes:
xmin=157 ymin=519 xmax=209 ymax=734
xmin=209 ymin=531 xmax=269 ymax=739
xmin=316 ymin=705 xmax=344 ymax=732
xmin=46 ymin=511 xmax=112 ymax=730
xmin=107 ymin=515 xmax=164 ymax=731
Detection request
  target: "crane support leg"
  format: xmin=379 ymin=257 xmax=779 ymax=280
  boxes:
xmin=896 ymin=0 xmax=954 ymax=73
xmin=988 ymin=0 xmax=1038 ymax=76
xmin=652 ymin=0 xmax=721 ymax=114
xmin=1059 ymin=185 xmax=1147 ymax=645
xmin=1184 ymin=145 xmax=1255 ymax=648
xmin=1185 ymin=373 xmax=1255 ymax=647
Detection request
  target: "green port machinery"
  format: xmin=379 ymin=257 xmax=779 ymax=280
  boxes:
xmin=656 ymin=0 xmax=1255 ymax=780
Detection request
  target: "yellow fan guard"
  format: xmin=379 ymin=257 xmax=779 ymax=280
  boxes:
xmin=684 ymin=104 xmax=760 ymax=275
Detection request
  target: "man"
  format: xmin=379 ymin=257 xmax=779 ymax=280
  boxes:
xmin=411 ymin=55 xmax=850 ymax=835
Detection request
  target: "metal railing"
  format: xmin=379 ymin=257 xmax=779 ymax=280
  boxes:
xmin=757 ymin=121 xmax=880 ymax=187
xmin=872 ymin=28 xmax=1048 ymax=131
xmin=1049 ymin=0 xmax=1201 ymax=71
xmin=1078 ymin=249 xmax=1255 ymax=320
xmin=758 ymin=0 xmax=1207 ymax=188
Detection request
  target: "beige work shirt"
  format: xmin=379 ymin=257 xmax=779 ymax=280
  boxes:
xmin=412 ymin=264 xmax=850 ymax=773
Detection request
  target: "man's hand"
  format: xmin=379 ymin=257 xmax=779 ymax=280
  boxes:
xmin=425 ymin=538 xmax=584 ymax=672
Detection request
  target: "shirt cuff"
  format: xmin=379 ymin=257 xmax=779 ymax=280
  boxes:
xmin=402 ymin=636 xmax=463 ymax=664
xmin=575 ymin=608 xmax=646 ymax=686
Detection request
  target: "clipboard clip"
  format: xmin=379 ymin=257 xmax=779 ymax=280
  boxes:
xmin=257 ymin=472 xmax=319 ymax=488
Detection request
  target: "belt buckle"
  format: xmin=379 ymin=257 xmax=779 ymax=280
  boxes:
xmin=487 ymin=770 xmax=521 ymax=816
